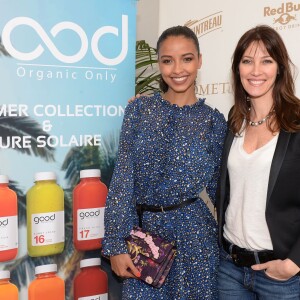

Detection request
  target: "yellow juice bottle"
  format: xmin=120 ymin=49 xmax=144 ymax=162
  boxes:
xmin=26 ymin=172 xmax=64 ymax=257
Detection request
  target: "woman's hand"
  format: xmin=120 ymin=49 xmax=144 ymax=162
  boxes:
xmin=252 ymin=258 xmax=300 ymax=280
xmin=128 ymin=94 xmax=142 ymax=103
xmin=110 ymin=253 xmax=141 ymax=279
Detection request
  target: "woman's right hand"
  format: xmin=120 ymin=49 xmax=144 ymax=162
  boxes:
xmin=110 ymin=253 xmax=141 ymax=279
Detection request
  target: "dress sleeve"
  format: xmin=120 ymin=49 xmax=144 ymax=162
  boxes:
xmin=206 ymin=109 xmax=227 ymax=205
xmin=102 ymin=102 xmax=138 ymax=256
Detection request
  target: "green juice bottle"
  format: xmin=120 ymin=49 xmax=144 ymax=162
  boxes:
xmin=26 ymin=172 xmax=64 ymax=257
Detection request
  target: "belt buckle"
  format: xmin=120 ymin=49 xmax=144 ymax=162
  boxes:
xmin=231 ymin=251 xmax=240 ymax=266
xmin=232 ymin=251 xmax=256 ymax=268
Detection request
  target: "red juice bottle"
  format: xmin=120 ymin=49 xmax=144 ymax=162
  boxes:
xmin=74 ymin=258 xmax=108 ymax=300
xmin=73 ymin=169 xmax=108 ymax=251
xmin=0 ymin=175 xmax=18 ymax=262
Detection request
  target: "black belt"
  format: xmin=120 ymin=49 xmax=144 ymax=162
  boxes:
xmin=136 ymin=197 xmax=198 ymax=227
xmin=223 ymin=237 xmax=275 ymax=268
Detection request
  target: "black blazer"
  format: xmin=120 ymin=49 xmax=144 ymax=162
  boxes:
xmin=216 ymin=129 xmax=300 ymax=267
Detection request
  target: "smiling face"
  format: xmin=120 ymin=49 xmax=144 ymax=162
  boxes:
xmin=158 ymin=35 xmax=202 ymax=99
xmin=239 ymin=41 xmax=278 ymax=101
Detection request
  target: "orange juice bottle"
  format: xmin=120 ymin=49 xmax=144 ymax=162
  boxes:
xmin=0 ymin=175 xmax=18 ymax=262
xmin=28 ymin=264 xmax=65 ymax=300
xmin=73 ymin=169 xmax=108 ymax=250
xmin=0 ymin=270 xmax=18 ymax=300
xmin=26 ymin=172 xmax=64 ymax=257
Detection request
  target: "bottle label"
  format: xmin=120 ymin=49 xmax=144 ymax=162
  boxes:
xmin=79 ymin=294 xmax=108 ymax=300
xmin=31 ymin=211 xmax=64 ymax=246
xmin=0 ymin=215 xmax=18 ymax=251
xmin=77 ymin=207 xmax=105 ymax=241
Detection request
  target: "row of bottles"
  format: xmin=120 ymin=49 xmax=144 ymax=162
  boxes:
xmin=0 ymin=258 xmax=108 ymax=300
xmin=0 ymin=169 xmax=108 ymax=261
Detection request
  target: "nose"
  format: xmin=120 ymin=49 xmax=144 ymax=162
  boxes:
xmin=173 ymin=60 xmax=183 ymax=74
xmin=251 ymin=62 xmax=262 ymax=76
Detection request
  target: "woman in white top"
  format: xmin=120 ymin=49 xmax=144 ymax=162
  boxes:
xmin=217 ymin=25 xmax=300 ymax=299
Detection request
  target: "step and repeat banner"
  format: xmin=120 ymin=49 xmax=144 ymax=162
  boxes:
xmin=0 ymin=0 xmax=136 ymax=299
xmin=159 ymin=0 xmax=300 ymax=118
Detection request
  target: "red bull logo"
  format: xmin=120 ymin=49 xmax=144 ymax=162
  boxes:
xmin=264 ymin=2 xmax=299 ymax=25
xmin=273 ymin=13 xmax=296 ymax=25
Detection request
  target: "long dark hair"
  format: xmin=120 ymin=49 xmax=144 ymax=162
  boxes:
xmin=156 ymin=26 xmax=200 ymax=93
xmin=230 ymin=25 xmax=300 ymax=134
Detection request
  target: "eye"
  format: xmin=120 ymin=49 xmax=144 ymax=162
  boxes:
xmin=183 ymin=57 xmax=193 ymax=62
xmin=161 ymin=59 xmax=172 ymax=64
xmin=241 ymin=59 xmax=252 ymax=64
xmin=262 ymin=59 xmax=273 ymax=64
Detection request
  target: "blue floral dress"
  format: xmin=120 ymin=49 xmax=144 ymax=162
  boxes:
xmin=103 ymin=93 xmax=227 ymax=299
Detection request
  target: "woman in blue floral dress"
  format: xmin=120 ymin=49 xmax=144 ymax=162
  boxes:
xmin=103 ymin=25 xmax=227 ymax=299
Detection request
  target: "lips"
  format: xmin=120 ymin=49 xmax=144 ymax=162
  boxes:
xmin=171 ymin=76 xmax=188 ymax=82
xmin=248 ymin=80 xmax=265 ymax=86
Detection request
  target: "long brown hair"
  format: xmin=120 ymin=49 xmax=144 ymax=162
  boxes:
xmin=230 ymin=25 xmax=300 ymax=134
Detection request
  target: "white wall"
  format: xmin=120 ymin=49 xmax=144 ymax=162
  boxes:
xmin=136 ymin=0 xmax=159 ymax=46
xmin=158 ymin=0 xmax=300 ymax=117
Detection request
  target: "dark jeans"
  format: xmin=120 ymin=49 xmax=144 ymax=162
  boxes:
xmin=218 ymin=248 xmax=300 ymax=299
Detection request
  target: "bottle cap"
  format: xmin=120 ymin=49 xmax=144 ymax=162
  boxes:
xmin=0 ymin=270 xmax=10 ymax=279
xmin=0 ymin=175 xmax=9 ymax=184
xmin=80 ymin=258 xmax=101 ymax=268
xmin=34 ymin=172 xmax=56 ymax=182
xmin=35 ymin=264 xmax=57 ymax=275
xmin=80 ymin=169 xmax=101 ymax=179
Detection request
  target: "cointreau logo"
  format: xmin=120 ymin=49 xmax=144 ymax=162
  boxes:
xmin=185 ymin=11 xmax=223 ymax=38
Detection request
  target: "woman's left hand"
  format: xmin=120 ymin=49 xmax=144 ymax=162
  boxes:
xmin=128 ymin=94 xmax=142 ymax=103
xmin=252 ymin=258 xmax=300 ymax=280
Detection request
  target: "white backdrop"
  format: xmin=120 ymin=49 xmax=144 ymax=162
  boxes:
xmin=158 ymin=0 xmax=300 ymax=118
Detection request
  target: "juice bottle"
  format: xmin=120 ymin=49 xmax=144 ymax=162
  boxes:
xmin=73 ymin=169 xmax=108 ymax=250
xmin=28 ymin=264 xmax=65 ymax=300
xmin=0 ymin=270 xmax=18 ymax=300
xmin=26 ymin=172 xmax=64 ymax=257
xmin=74 ymin=257 xmax=108 ymax=300
xmin=0 ymin=174 xmax=18 ymax=262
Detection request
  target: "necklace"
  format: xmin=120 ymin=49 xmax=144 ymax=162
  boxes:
xmin=247 ymin=110 xmax=274 ymax=127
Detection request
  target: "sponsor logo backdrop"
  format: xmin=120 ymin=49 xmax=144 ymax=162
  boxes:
xmin=0 ymin=0 xmax=136 ymax=299
xmin=159 ymin=0 xmax=300 ymax=118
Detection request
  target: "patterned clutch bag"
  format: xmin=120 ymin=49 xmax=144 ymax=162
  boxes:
xmin=125 ymin=226 xmax=177 ymax=288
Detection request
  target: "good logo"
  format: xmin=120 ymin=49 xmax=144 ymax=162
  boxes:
xmin=0 ymin=218 xmax=8 ymax=227
xmin=79 ymin=209 xmax=101 ymax=220
xmin=33 ymin=214 xmax=56 ymax=224
xmin=2 ymin=15 xmax=128 ymax=65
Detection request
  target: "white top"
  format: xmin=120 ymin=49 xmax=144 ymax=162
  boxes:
xmin=80 ymin=169 xmax=101 ymax=179
xmin=0 ymin=270 xmax=10 ymax=279
xmin=34 ymin=171 xmax=56 ymax=182
xmin=0 ymin=175 xmax=9 ymax=184
xmin=35 ymin=264 xmax=57 ymax=275
xmin=223 ymin=131 xmax=278 ymax=250
xmin=80 ymin=258 xmax=101 ymax=268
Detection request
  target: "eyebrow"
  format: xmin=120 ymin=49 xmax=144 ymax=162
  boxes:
xmin=160 ymin=53 xmax=196 ymax=58
xmin=242 ymin=55 xmax=272 ymax=59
